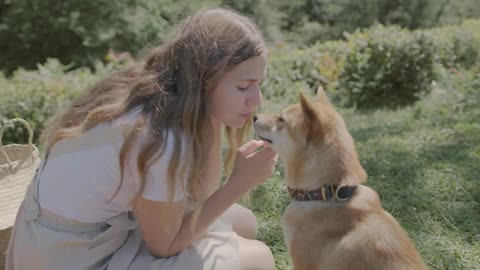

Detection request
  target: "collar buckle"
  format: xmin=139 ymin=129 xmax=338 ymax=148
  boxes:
xmin=288 ymin=185 xmax=357 ymax=202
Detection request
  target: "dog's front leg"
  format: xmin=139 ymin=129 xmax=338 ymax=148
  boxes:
xmin=291 ymin=258 xmax=318 ymax=270
xmin=288 ymin=237 xmax=319 ymax=270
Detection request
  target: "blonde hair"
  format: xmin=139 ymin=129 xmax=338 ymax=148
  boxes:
xmin=40 ymin=8 xmax=266 ymax=206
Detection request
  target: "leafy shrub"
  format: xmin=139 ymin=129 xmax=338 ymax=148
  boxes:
xmin=0 ymin=0 xmax=203 ymax=73
xmin=2 ymin=20 xmax=480 ymax=146
xmin=0 ymin=59 xmax=122 ymax=145
xmin=265 ymin=20 xmax=480 ymax=109
xmin=282 ymin=0 xmax=480 ymax=46
xmin=426 ymin=20 xmax=480 ymax=69
xmin=221 ymin=0 xmax=282 ymax=42
xmin=338 ymin=25 xmax=437 ymax=109
xmin=262 ymin=40 xmax=349 ymax=104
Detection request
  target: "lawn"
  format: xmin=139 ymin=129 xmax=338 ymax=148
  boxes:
xmin=1 ymin=70 xmax=478 ymax=270
xmin=247 ymin=71 xmax=480 ymax=269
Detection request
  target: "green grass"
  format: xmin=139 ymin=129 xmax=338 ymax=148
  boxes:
xmin=4 ymin=65 xmax=478 ymax=269
xmin=247 ymin=70 xmax=480 ymax=270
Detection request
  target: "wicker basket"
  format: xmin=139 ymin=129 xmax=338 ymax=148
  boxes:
xmin=0 ymin=118 xmax=40 ymax=230
xmin=0 ymin=119 xmax=41 ymax=270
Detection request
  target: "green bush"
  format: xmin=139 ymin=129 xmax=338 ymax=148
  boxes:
xmin=221 ymin=0 xmax=283 ymax=42
xmin=264 ymin=20 xmax=480 ymax=109
xmin=282 ymin=0 xmax=480 ymax=46
xmin=0 ymin=59 xmax=120 ymax=145
xmin=336 ymin=20 xmax=480 ymax=109
xmin=338 ymin=25 xmax=437 ymax=109
xmin=426 ymin=20 xmax=480 ymax=69
xmin=2 ymin=20 xmax=480 ymax=145
xmin=262 ymin=40 xmax=349 ymax=104
xmin=262 ymin=48 xmax=319 ymax=104
xmin=0 ymin=0 xmax=205 ymax=73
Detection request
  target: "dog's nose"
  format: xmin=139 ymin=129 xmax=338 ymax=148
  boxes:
xmin=253 ymin=115 xmax=258 ymax=123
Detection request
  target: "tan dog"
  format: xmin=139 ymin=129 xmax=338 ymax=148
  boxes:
xmin=254 ymin=88 xmax=427 ymax=270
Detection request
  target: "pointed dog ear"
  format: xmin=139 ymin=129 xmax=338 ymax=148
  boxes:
xmin=300 ymin=92 xmax=316 ymax=124
xmin=315 ymin=86 xmax=328 ymax=100
xmin=300 ymin=92 xmax=324 ymax=143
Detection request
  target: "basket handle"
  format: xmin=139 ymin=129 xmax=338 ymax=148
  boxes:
xmin=0 ymin=118 xmax=35 ymax=166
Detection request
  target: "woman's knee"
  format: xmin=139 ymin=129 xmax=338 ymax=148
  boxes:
xmin=238 ymin=237 xmax=275 ymax=270
xmin=225 ymin=204 xmax=258 ymax=239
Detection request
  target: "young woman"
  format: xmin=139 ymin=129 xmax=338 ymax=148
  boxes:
xmin=6 ymin=8 xmax=277 ymax=270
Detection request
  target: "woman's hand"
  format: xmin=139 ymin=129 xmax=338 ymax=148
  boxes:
xmin=136 ymin=140 xmax=276 ymax=257
xmin=228 ymin=140 xmax=278 ymax=193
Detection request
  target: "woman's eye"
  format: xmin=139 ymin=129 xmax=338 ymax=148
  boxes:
xmin=237 ymin=86 xmax=249 ymax=91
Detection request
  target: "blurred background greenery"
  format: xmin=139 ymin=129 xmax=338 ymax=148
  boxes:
xmin=1 ymin=0 xmax=479 ymax=269
xmin=1 ymin=0 xmax=479 ymax=73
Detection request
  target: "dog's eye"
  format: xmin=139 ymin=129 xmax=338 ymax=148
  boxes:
xmin=278 ymin=117 xmax=285 ymax=123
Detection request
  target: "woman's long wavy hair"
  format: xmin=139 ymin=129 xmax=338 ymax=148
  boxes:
xmin=40 ymin=8 xmax=266 ymax=206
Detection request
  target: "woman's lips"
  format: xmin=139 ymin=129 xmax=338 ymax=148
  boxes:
xmin=240 ymin=113 xmax=251 ymax=119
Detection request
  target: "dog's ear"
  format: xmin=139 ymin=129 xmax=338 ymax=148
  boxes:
xmin=314 ymin=86 xmax=331 ymax=104
xmin=300 ymin=92 xmax=324 ymax=143
xmin=316 ymin=86 xmax=324 ymax=94
xmin=300 ymin=92 xmax=316 ymax=124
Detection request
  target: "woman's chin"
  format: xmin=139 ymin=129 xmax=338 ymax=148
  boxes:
xmin=224 ymin=119 xmax=248 ymax=129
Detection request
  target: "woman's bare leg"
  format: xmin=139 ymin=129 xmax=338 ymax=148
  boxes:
xmin=237 ymin=235 xmax=275 ymax=270
xmin=223 ymin=204 xmax=274 ymax=269
xmin=223 ymin=203 xmax=258 ymax=239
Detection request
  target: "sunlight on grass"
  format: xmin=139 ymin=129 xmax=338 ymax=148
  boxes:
xmin=246 ymin=71 xmax=480 ymax=269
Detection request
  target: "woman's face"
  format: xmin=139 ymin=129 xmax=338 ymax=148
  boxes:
xmin=209 ymin=55 xmax=267 ymax=128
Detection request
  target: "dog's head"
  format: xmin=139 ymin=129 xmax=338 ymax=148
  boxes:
xmin=254 ymin=87 xmax=367 ymax=190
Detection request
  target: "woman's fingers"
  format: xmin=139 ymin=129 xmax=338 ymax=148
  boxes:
xmin=230 ymin=140 xmax=278 ymax=188
xmin=238 ymin=140 xmax=265 ymax=156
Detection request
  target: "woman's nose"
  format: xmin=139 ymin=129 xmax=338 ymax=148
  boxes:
xmin=246 ymin=86 xmax=262 ymax=107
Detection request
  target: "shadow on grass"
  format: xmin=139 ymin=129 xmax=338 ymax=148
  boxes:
xmin=349 ymin=122 xmax=414 ymax=143
xmin=417 ymin=139 xmax=480 ymax=237
xmin=248 ymin=108 xmax=479 ymax=269
xmin=362 ymin=127 xmax=479 ymax=269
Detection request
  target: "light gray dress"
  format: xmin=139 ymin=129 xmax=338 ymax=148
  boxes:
xmin=5 ymin=161 xmax=240 ymax=270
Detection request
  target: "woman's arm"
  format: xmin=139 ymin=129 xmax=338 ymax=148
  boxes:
xmin=134 ymin=173 xmax=248 ymax=257
xmin=134 ymin=197 xmax=186 ymax=257
xmin=134 ymin=140 xmax=276 ymax=258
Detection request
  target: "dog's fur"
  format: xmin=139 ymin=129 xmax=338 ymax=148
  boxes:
xmin=254 ymin=88 xmax=427 ymax=270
